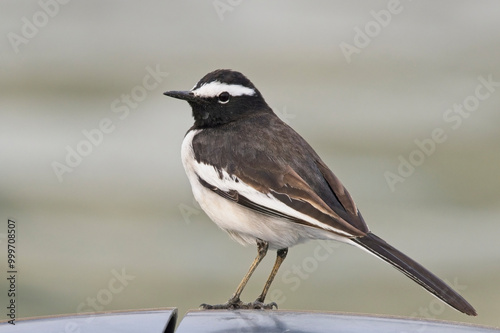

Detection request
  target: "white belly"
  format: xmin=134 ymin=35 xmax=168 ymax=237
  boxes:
xmin=181 ymin=129 xmax=352 ymax=250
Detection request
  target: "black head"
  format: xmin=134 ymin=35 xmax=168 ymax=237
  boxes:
xmin=164 ymin=69 xmax=271 ymax=128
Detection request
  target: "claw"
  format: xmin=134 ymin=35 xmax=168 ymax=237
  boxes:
xmin=200 ymin=299 xmax=277 ymax=310
xmin=250 ymin=300 xmax=278 ymax=309
xmin=199 ymin=302 xmax=240 ymax=310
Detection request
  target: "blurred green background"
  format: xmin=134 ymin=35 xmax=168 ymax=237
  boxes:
xmin=1 ymin=0 xmax=499 ymax=328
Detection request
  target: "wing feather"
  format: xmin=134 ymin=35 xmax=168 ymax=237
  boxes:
xmin=191 ymin=112 xmax=369 ymax=238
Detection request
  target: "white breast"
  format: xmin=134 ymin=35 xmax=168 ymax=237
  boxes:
xmin=181 ymin=129 xmax=353 ymax=249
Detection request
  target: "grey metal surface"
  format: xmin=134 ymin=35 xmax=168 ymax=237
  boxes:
xmin=0 ymin=308 xmax=177 ymax=333
xmin=2 ymin=308 xmax=499 ymax=332
xmin=175 ymin=310 xmax=499 ymax=333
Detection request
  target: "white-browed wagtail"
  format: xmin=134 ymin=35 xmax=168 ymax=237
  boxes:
xmin=164 ymin=69 xmax=476 ymax=315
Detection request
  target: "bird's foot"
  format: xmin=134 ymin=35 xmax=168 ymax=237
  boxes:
xmin=200 ymin=298 xmax=277 ymax=310
xmin=245 ymin=300 xmax=278 ymax=310
xmin=199 ymin=301 xmax=241 ymax=310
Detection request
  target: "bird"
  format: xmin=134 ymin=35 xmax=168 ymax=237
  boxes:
xmin=163 ymin=69 xmax=477 ymax=315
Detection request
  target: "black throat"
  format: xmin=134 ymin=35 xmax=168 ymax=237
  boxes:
xmin=190 ymin=95 xmax=272 ymax=129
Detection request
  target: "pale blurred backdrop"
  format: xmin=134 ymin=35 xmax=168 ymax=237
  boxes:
xmin=1 ymin=0 xmax=499 ymax=328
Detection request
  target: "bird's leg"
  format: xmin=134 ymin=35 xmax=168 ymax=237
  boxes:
xmin=228 ymin=239 xmax=268 ymax=305
xmin=251 ymin=247 xmax=288 ymax=309
xmin=200 ymin=239 xmax=269 ymax=310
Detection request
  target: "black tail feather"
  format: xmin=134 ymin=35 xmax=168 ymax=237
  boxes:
xmin=352 ymin=232 xmax=477 ymax=316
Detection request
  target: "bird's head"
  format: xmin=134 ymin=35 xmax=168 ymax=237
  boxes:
xmin=164 ymin=69 xmax=271 ymax=128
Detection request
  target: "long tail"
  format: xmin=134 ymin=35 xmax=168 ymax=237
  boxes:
xmin=352 ymin=232 xmax=477 ymax=316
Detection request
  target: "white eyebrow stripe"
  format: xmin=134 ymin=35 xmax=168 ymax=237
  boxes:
xmin=192 ymin=81 xmax=256 ymax=98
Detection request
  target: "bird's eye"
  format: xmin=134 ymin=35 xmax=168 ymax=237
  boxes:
xmin=218 ymin=91 xmax=230 ymax=104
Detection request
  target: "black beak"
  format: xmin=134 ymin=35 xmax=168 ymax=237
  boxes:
xmin=164 ymin=90 xmax=206 ymax=104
